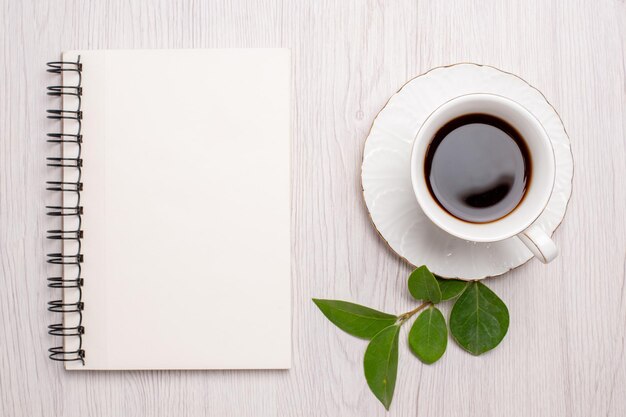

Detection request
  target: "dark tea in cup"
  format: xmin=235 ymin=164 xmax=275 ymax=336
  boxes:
xmin=424 ymin=114 xmax=531 ymax=223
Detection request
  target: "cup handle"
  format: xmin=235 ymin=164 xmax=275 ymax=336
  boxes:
xmin=517 ymin=225 xmax=558 ymax=264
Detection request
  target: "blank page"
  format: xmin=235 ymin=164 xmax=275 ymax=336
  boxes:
xmin=63 ymin=49 xmax=291 ymax=370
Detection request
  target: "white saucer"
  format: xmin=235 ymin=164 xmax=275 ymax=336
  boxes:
xmin=361 ymin=63 xmax=573 ymax=280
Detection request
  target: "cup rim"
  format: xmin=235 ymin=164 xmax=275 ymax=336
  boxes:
xmin=410 ymin=93 xmax=556 ymax=242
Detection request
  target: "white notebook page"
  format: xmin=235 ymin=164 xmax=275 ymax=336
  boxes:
xmin=63 ymin=49 xmax=291 ymax=370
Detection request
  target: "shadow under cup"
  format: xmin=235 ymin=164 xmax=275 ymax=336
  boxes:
xmin=410 ymin=93 xmax=556 ymax=243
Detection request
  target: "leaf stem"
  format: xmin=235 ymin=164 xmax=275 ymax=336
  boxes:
xmin=398 ymin=302 xmax=431 ymax=323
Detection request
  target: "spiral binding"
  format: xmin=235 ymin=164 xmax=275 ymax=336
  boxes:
xmin=46 ymin=57 xmax=85 ymax=364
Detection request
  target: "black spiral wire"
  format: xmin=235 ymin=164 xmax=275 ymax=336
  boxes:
xmin=46 ymin=57 xmax=85 ymax=364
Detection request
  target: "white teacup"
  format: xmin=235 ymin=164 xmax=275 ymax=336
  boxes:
xmin=410 ymin=93 xmax=558 ymax=263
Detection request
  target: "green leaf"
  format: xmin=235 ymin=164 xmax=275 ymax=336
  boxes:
xmin=435 ymin=277 xmax=469 ymax=300
xmin=407 ymin=266 xmax=442 ymax=303
xmin=312 ymin=299 xmax=397 ymax=339
xmin=363 ymin=324 xmax=400 ymax=410
xmin=449 ymin=282 xmax=509 ymax=355
xmin=408 ymin=306 xmax=447 ymax=364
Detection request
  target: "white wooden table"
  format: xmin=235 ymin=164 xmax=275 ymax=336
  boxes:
xmin=1 ymin=0 xmax=625 ymax=415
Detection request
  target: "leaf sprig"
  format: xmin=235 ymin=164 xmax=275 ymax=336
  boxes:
xmin=313 ymin=265 xmax=509 ymax=410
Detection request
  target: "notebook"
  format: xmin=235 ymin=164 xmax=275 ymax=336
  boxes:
xmin=46 ymin=49 xmax=291 ymax=370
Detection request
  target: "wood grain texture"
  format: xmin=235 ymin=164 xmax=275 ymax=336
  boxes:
xmin=1 ymin=0 xmax=625 ymax=415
